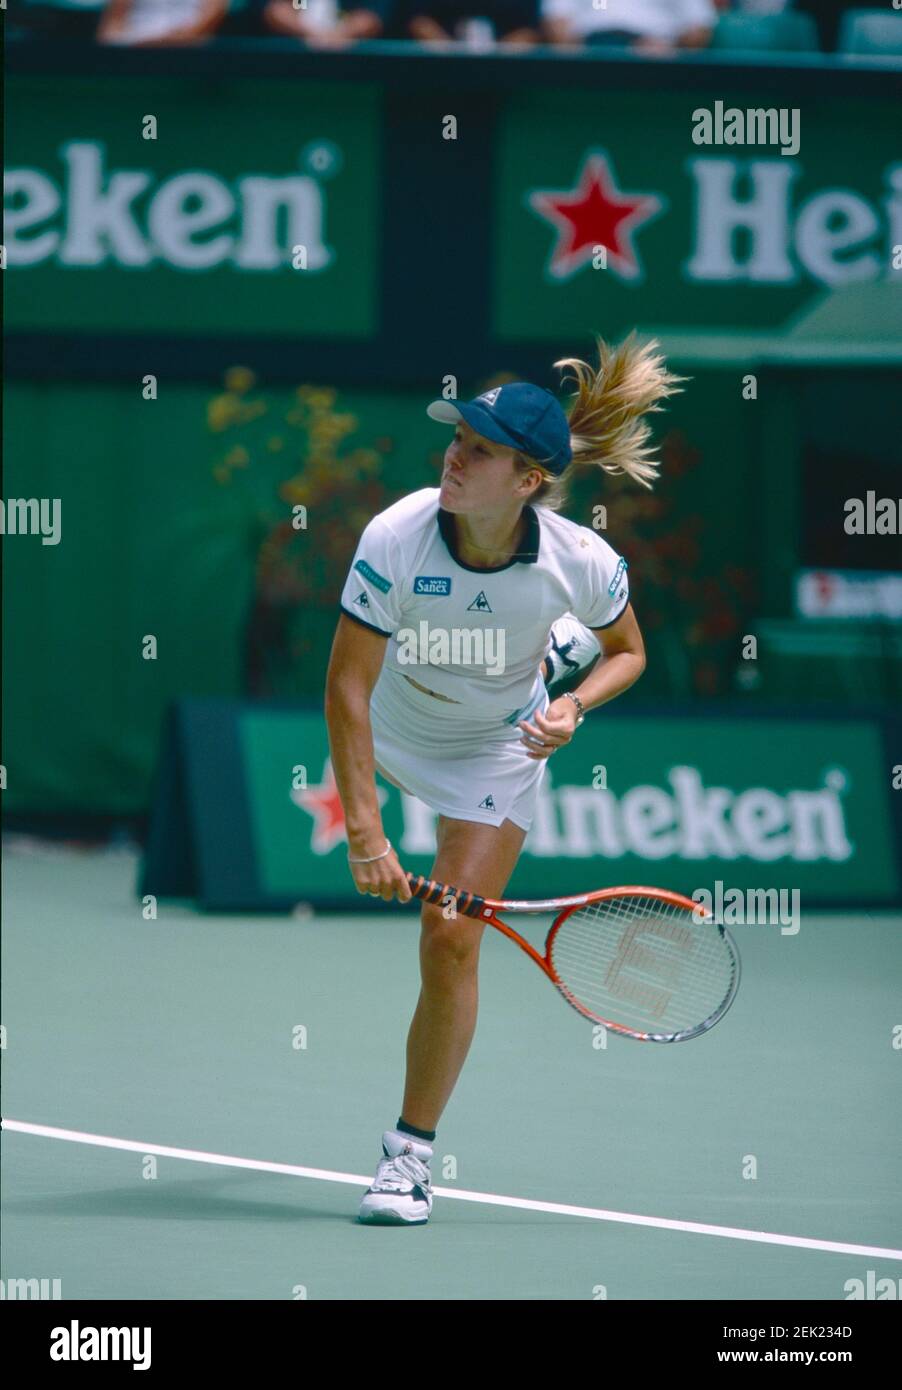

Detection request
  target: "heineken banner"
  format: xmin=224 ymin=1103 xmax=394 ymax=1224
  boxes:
xmin=6 ymin=56 xmax=901 ymax=368
xmin=140 ymin=699 xmax=902 ymax=911
xmin=493 ymin=88 xmax=902 ymax=341
xmin=5 ymin=76 xmax=380 ymax=339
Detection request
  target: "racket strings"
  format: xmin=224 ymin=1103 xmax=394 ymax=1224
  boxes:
xmin=548 ymin=895 xmax=736 ymax=1038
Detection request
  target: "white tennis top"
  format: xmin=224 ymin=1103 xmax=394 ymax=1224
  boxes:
xmin=340 ymin=487 xmax=629 ymax=717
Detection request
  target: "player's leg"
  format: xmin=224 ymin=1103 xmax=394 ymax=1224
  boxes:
xmin=358 ymin=813 xmax=526 ymax=1225
xmin=400 ymin=813 xmax=527 ymax=1133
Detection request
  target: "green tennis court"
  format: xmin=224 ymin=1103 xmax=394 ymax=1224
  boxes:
xmin=3 ymin=844 xmax=900 ymax=1301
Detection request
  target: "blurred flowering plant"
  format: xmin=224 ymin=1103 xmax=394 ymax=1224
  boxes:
xmin=208 ymin=367 xmax=397 ymax=696
xmin=208 ymin=367 xmax=755 ymax=700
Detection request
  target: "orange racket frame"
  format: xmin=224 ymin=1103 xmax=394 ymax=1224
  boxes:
xmin=405 ymin=872 xmax=741 ymax=1042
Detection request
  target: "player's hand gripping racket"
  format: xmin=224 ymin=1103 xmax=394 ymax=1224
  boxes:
xmin=405 ymin=874 xmax=740 ymax=1043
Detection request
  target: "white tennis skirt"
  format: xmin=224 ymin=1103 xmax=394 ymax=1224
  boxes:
xmin=369 ymin=666 xmax=550 ymax=831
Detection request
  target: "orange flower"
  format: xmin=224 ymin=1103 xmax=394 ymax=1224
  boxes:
xmin=224 ymin=366 xmax=256 ymax=394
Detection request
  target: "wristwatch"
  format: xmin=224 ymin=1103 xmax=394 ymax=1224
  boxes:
xmin=561 ymin=692 xmax=585 ymax=727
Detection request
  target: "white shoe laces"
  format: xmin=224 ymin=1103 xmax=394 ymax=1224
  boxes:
xmin=373 ymin=1153 xmax=431 ymax=1193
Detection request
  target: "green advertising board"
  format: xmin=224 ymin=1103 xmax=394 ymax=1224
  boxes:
xmin=494 ymin=89 xmax=902 ymax=343
xmin=5 ymin=77 xmax=379 ymax=337
xmin=141 ymin=699 xmax=902 ymax=910
xmin=8 ymin=59 xmax=901 ymax=366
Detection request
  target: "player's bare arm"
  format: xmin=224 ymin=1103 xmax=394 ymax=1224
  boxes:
xmin=519 ymin=603 xmax=646 ymax=758
xmin=324 ymin=613 xmax=412 ymax=903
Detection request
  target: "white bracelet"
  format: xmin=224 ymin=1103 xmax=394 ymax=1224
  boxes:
xmin=561 ymin=692 xmax=585 ymax=726
xmin=348 ymin=839 xmax=392 ymax=864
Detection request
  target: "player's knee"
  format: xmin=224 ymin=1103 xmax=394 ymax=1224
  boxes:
xmin=420 ymin=903 xmax=481 ymax=969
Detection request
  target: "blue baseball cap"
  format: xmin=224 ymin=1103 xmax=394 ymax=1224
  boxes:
xmin=427 ymin=383 xmax=572 ymax=476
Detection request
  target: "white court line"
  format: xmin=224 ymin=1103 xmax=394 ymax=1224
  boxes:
xmin=3 ymin=1118 xmax=901 ymax=1262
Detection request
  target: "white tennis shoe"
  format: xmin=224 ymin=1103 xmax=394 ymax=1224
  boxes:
xmin=358 ymin=1130 xmax=434 ymax=1226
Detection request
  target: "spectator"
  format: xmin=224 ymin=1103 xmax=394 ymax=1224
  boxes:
xmin=6 ymin=0 xmax=104 ymax=39
xmin=263 ymin=0 xmax=385 ymax=46
xmin=97 ymin=0 xmax=229 ymax=44
xmin=391 ymin=0 xmax=540 ymax=46
xmin=793 ymin=0 xmax=847 ymax=52
xmin=542 ymin=0 xmax=717 ymax=53
xmin=720 ymin=1 xmax=792 ymax=11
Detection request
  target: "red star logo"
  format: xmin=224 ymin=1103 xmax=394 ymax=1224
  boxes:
xmin=814 ymin=572 xmax=835 ymax=604
xmin=292 ymin=759 xmax=387 ymax=855
xmin=529 ymin=152 xmax=663 ymax=282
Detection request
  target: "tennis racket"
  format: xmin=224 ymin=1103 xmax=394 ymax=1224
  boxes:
xmin=405 ymin=874 xmax=740 ymax=1043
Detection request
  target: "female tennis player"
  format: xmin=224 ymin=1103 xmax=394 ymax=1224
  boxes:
xmin=325 ymin=334 xmax=683 ymax=1225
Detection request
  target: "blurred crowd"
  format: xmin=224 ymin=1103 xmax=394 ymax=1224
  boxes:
xmin=6 ymin=0 xmax=885 ymax=55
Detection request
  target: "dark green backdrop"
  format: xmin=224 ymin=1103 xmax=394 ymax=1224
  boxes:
xmin=5 ymin=45 xmax=900 ymax=813
xmin=4 ymin=375 xmax=764 ymax=811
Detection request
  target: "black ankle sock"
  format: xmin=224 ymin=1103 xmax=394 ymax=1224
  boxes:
xmin=397 ymin=1117 xmax=436 ymax=1143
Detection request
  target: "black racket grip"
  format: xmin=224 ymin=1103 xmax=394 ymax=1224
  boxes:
xmin=405 ymin=872 xmax=487 ymax=920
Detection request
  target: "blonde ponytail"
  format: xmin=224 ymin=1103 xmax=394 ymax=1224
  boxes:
xmin=515 ymin=333 xmax=686 ymax=510
xmin=559 ymin=332 xmax=685 ymax=489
